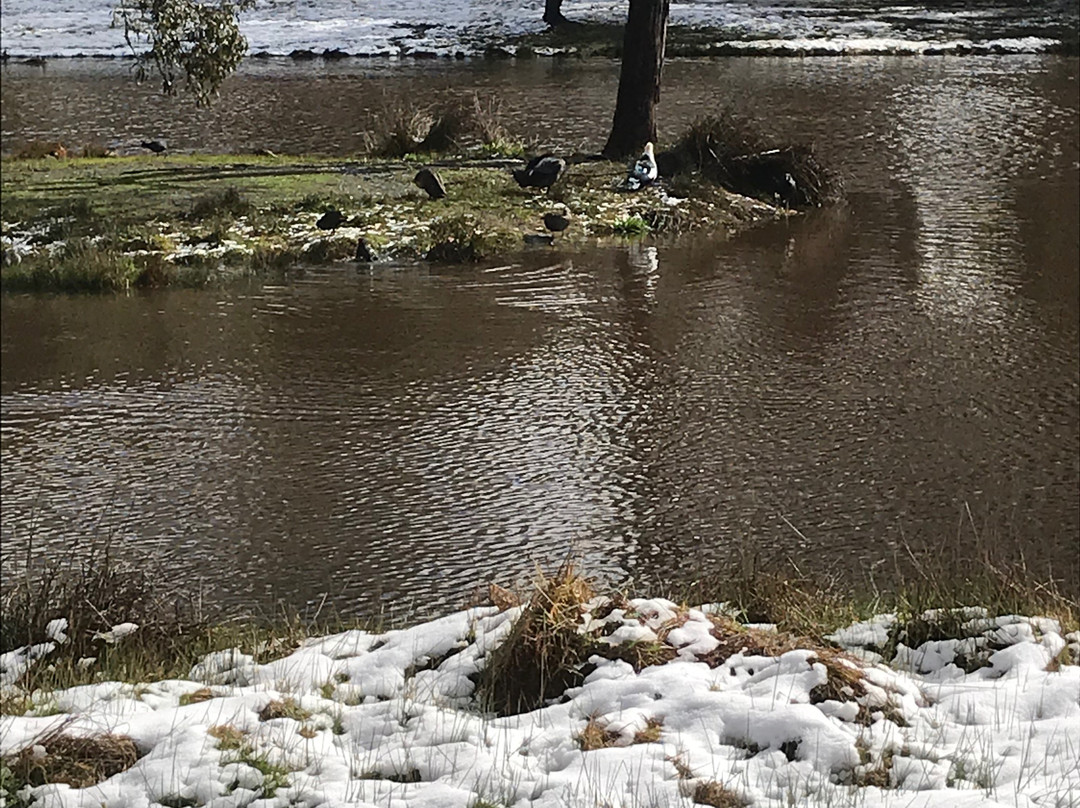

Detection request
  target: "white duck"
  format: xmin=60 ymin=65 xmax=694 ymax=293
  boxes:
xmin=627 ymin=142 xmax=658 ymax=190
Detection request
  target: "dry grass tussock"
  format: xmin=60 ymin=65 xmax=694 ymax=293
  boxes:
xmin=1 ymin=537 xmax=210 ymax=666
xmin=258 ymin=698 xmax=311 ymax=722
xmin=207 ymin=724 xmax=246 ymax=750
xmin=477 ymin=562 xmax=597 ymax=715
xmin=692 ymin=780 xmax=750 ymax=807
xmin=364 ymin=91 xmax=525 ymax=158
xmin=576 ymin=716 xmax=621 ymax=751
xmin=5 ymin=732 xmax=138 ymax=789
xmin=660 ymin=112 xmax=842 ymax=209
xmin=478 ymin=562 xmax=874 ymax=719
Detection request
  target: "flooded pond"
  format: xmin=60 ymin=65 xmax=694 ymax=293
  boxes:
xmin=2 ymin=56 xmax=1078 ymax=617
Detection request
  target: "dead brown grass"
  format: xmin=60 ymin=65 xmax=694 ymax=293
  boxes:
xmin=632 ymin=717 xmax=664 ymax=744
xmin=207 ymin=724 xmax=245 ymax=750
xmin=692 ymin=780 xmax=749 ymax=807
xmin=477 ymin=562 xmax=598 ymax=716
xmin=178 ymin=687 xmax=214 ymax=706
xmin=701 ymin=614 xmax=876 ymax=723
xmin=576 ymin=716 xmax=621 ymax=751
xmin=258 ymin=698 xmax=311 ymax=722
xmin=7 ymin=733 xmax=138 ymax=788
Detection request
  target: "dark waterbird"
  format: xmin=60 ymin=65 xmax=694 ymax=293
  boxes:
xmin=413 ymin=167 xmax=447 ymax=200
xmin=316 ymin=209 xmax=345 ymax=231
xmin=354 ymin=237 xmax=375 ymax=263
xmin=513 ymin=154 xmax=565 ymax=191
xmin=543 ymin=212 xmax=571 ymax=233
xmin=140 ymin=139 xmax=167 ymax=154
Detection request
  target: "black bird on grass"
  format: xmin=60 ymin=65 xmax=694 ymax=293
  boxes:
xmin=140 ymin=139 xmax=167 ymax=154
xmin=413 ymin=167 xmax=447 ymax=200
xmin=513 ymin=154 xmax=565 ymax=191
xmin=543 ymin=211 xmax=571 ymax=234
xmin=316 ymin=208 xmax=345 ymax=231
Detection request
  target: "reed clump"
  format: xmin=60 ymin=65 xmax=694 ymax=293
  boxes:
xmin=1 ymin=538 xmax=211 ymax=687
xmin=661 ymin=112 xmax=842 ymax=208
xmin=4 ymin=732 xmax=138 ymax=790
xmin=477 ymin=562 xmax=598 ymax=715
xmin=365 ymin=92 xmax=524 ymax=159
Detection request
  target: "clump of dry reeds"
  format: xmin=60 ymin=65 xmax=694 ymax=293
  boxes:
xmin=1 ymin=536 xmax=210 ymax=674
xmin=477 ymin=562 xmax=598 ymax=715
xmin=661 ymin=112 xmax=842 ymax=208
xmin=363 ymin=94 xmax=472 ymax=158
xmin=6 ymin=732 xmax=139 ymax=789
xmin=364 ymin=92 xmax=523 ymax=158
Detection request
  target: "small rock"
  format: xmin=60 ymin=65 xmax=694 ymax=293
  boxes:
xmin=413 ymin=168 xmax=447 ymax=200
xmin=523 ymin=233 xmax=555 ymax=247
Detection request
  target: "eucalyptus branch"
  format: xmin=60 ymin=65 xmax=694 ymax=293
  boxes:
xmin=113 ymin=0 xmax=255 ymax=106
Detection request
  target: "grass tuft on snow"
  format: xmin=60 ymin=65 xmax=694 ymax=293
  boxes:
xmin=4 ymin=732 xmax=138 ymax=791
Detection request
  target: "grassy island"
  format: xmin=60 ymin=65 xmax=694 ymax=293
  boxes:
xmin=1 ymin=108 xmax=842 ymax=294
xmin=0 ymin=151 xmax=790 ymax=293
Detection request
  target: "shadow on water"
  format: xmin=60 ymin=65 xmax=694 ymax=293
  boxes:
xmin=2 ymin=55 xmax=1078 ymax=616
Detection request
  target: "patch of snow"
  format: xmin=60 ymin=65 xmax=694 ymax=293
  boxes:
xmin=45 ymin=619 xmax=70 ymax=645
xmin=3 ymin=604 xmax=1079 ymax=807
xmin=92 ymin=622 xmax=140 ymax=644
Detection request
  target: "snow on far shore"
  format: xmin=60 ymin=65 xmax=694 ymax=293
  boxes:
xmin=0 ymin=0 xmax=1068 ymax=58
xmin=2 ymin=600 xmax=1079 ymax=808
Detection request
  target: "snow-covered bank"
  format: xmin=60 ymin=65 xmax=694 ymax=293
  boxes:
xmin=0 ymin=0 xmax=1072 ymax=58
xmin=3 ymin=598 xmax=1079 ymax=808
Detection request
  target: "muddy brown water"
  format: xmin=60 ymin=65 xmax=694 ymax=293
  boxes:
xmin=2 ymin=56 xmax=1078 ymax=618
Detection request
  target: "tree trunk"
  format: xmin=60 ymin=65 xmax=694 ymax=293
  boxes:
xmin=543 ymin=0 xmax=568 ymax=26
xmin=602 ymin=0 xmax=669 ymax=159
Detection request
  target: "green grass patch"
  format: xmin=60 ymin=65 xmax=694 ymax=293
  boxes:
xmin=611 ymin=215 xmax=651 ymax=236
xmin=1 ymin=239 xmax=141 ymax=292
xmin=222 ymin=747 xmax=291 ymax=798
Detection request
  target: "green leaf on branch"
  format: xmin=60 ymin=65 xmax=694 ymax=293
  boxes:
xmin=114 ymin=0 xmax=255 ymax=106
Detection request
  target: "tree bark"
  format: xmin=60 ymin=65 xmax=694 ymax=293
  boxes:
xmin=602 ymin=0 xmax=669 ymax=159
xmin=543 ymin=0 xmax=568 ymax=26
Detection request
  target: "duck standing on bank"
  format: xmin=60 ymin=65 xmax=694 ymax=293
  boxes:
xmin=513 ymin=154 xmax=565 ymax=191
xmin=626 ymin=142 xmax=658 ymax=190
